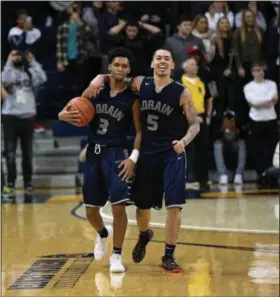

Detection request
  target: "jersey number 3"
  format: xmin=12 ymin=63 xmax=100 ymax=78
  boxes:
xmin=147 ymin=114 xmax=159 ymax=131
xmin=97 ymin=118 xmax=109 ymax=135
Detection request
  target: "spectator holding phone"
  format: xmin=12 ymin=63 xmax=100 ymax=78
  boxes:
xmin=1 ymin=50 xmax=47 ymax=199
xmin=8 ymin=9 xmax=41 ymax=54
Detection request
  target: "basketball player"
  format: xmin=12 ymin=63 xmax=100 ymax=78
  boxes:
xmin=58 ymin=48 xmax=142 ymax=273
xmin=89 ymin=49 xmax=200 ymax=272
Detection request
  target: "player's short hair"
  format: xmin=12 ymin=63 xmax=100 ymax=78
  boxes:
xmin=125 ymin=19 xmax=140 ymax=29
xmin=16 ymin=9 xmax=28 ymax=18
xmin=177 ymin=15 xmax=193 ymax=26
xmin=251 ymin=60 xmax=266 ymax=69
xmin=108 ymin=47 xmax=134 ymax=66
xmin=153 ymin=48 xmax=175 ymax=61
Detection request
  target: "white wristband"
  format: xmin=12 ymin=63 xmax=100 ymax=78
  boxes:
xmin=129 ymin=149 xmax=140 ymax=163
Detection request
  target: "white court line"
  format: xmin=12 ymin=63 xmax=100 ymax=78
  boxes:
xmin=100 ymin=205 xmax=279 ymax=235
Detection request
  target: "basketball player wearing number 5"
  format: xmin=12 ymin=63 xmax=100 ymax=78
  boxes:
xmin=59 ymin=48 xmax=142 ymax=273
xmin=90 ymin=49 xmax=200 ymax=272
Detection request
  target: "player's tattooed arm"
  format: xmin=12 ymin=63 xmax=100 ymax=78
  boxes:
xmin=124 ymin=76 xmax=144 ymax=93
xmin=180 ymin=88 xmax=200 ymax=147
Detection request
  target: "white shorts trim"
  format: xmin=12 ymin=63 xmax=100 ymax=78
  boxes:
xmin=166 ymin=204 xmax=185 ymax=209
xmin=111 ymin=198 xmax=130 ymax=205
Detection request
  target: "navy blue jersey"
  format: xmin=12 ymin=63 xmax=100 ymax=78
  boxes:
xmin=88 ymin=84 xmax=136 ymax=147
xmin=139 ymin=77 xmax=186 ymax=154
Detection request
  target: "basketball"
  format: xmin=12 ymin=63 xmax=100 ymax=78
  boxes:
xmin=67 ymin=97 xmax=95 ymax=127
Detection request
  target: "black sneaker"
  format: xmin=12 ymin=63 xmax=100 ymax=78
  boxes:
xmin=132 ymin=229 xmax=153 ymax=263
xmin=162 ymin=255 xmax=182 ymax=273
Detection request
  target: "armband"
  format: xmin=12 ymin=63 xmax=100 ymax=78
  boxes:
xmin=129 ymin=149 xmax=140 ymax=163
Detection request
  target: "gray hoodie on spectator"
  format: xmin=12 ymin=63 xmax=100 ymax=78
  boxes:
xmin=164 ymin=33 xmax=205 ymax=71
xmin=1 ymin=60 xmax=47 ymax=118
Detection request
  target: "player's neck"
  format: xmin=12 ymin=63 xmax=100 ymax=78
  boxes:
xmin=154 ymin=75 xmax=172 ymax=88
xmin=109 ymin=80 xmax=126 ymax=93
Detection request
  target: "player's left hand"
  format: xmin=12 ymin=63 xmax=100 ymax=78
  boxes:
xmin=172 ymin=140 xmax=185 ymax=154
xmin=118 ymin=159 xmax=135 ymax=182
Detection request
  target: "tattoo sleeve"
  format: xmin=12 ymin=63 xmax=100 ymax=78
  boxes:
xmin=180 ymin=88 xmax=200 ymax=146
xmin=128 ymin=76 xmax=144 ymax=93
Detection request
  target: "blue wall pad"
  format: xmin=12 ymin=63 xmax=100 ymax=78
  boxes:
xmin=52 ymin=121 xmax=89 ymax=137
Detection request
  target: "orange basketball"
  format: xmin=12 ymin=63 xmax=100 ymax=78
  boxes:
xmin=67 ymin=97 xmax=95 ymax=127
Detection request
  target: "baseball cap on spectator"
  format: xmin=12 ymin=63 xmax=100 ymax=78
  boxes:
xmin=187 ymin=45 xmax=201 ymax=56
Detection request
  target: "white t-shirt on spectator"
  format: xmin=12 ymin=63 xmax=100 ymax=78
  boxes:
xmin=8 ymin=26 xmax=41 ymax=45
xmin=205 ymin=11 xmax=234 ymax=32
xmin=243 ymin=80 xmax=278 ymax=122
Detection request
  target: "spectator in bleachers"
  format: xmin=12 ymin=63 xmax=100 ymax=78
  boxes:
xmin=235 ymin=1 xmax=267 ymax=32
xmin=213 ymin=110 xmax=246 ymax=184
xmin=205 ymin=1 xmax=234 ymax=32
xmin=97 ymin=1 xmax=124 ymax=73
xmin=56 ymin=3 xmax=92 ymax=98
xmin=164 ymin=15 xmax=205 ymax=79
xmin=49 ymin=1 xmax=73 ymax=25
xmin=182 ymin=57 xmax=212 ymax=192
xmin=8 ymin=9 xmax=41 ymax=55
xmin=192 ymin=15 xmax=215 ymax=62
xmin=81 ymin=2 xmax=104 ymax=83
xmin=98 ymin=1 xmax=124 ymax=53
xmin=82 ymin=1 xmax=103 ymax=38
xmin=1 ymin=50 xmax=47 ymax=198
xmin=109 ymin=19 xmax=161 ymax=76
xmin=211 ymin=17 xmax=235 ymax=113
xmin=243 ymin=60 xmax=278 ymax=188
xmin=187 ymin=45 xmax=218 ymax=102
xmin=234 ymin=9 xmax=265 ymax=83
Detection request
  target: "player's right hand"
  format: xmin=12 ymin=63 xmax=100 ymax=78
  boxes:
xmin=58 ymin=107 xmax=81 ymax=124
xmin=118 ymin=159 xmax=135 ymax=182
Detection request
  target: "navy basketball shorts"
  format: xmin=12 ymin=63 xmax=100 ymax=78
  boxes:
xmin=83 ymin=144 xmax=132 ymax=207
xmin=132 ymin=149 xmax=186 ymax=209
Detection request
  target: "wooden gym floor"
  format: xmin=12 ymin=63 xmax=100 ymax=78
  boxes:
xmin=2 ymin=184 xmax=279 ymax=296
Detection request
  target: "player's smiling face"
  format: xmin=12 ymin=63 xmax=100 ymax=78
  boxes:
xmin=109 ymin=57 xmax=130 ymax=81
xmin=151 ymin=50 xmax=175 ymax=77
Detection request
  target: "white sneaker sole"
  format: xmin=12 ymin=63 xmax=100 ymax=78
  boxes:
xmin=110 ymin=265 xmax=125 ymax=273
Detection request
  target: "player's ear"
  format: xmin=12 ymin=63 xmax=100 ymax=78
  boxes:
xmin=150 ymin=61 xmax=154 ymax=69
xmin=171 ymin=61 xmax=175 ymax=70
xmin=108 ymin=64 xmax=112 ymax=72
xmin=127 ymin=66 xmax=131 ymax=74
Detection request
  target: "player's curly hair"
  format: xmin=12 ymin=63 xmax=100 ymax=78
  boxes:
xmin=108 ymin=47 xmax=135 ymax=66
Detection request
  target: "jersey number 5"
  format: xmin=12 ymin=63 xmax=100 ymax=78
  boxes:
xmin=97 ymin=118 xmax=109 ymax=135
xmin=147 ymin=114 xmax=159 ymax=131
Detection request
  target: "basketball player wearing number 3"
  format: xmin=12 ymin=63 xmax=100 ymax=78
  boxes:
xmin=90 ymin=49 xmax=200 ymax=272
xmin=59 ymin=48 xmax=142 ymax=273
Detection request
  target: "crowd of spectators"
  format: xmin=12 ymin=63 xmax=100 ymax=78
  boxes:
xmin=1 ymin=1 xmax=279 ymax=191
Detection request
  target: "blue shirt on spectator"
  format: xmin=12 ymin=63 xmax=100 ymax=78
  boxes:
xmin=67 ymin=21 xmax=78 ymax=60
xmin=98 ymin=12 xmax=119 ymax=40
